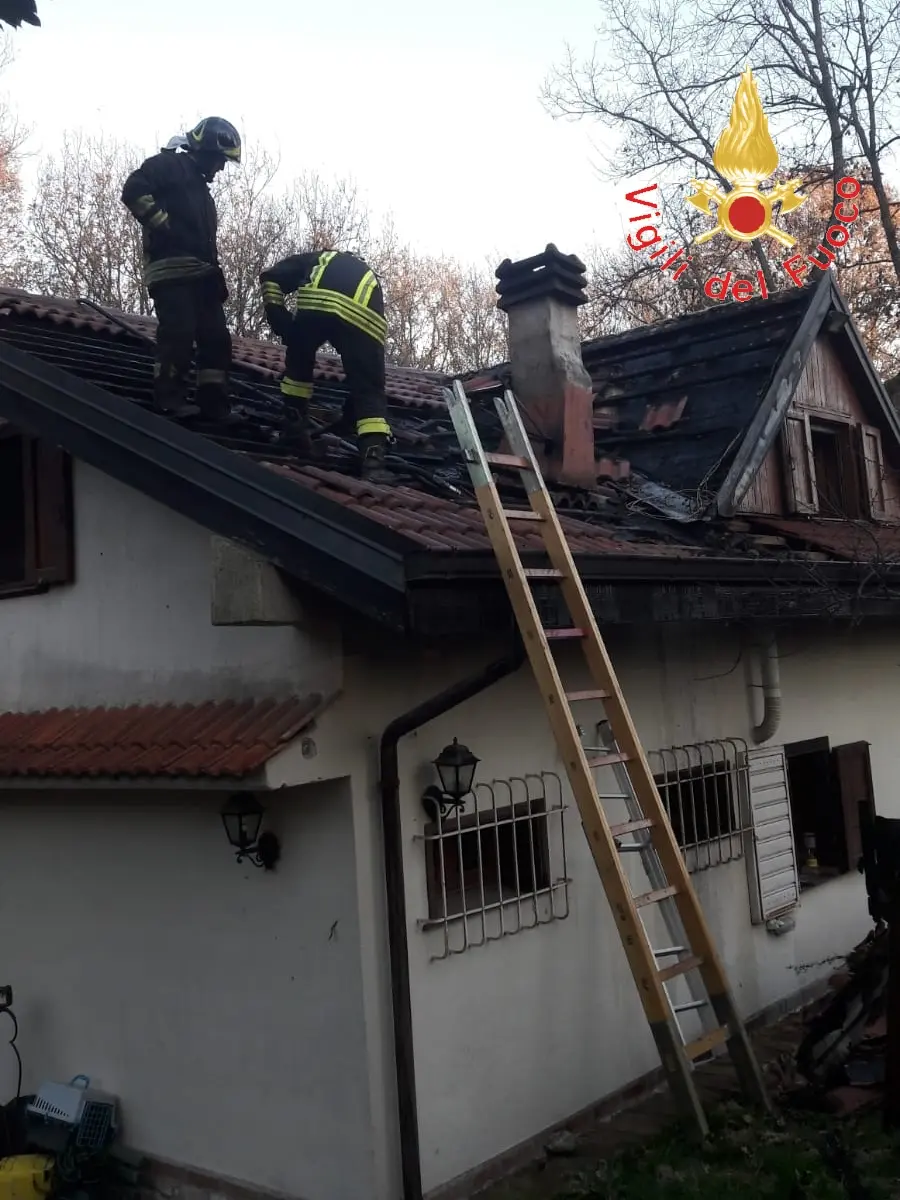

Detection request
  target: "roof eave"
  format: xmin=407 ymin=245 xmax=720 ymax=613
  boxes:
xmin=0 ymin=341 xmax=413 ymax=631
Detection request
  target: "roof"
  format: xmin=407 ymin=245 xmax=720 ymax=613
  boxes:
xmin=1 ymin=282 xmax=899 ymax=633
xmin=0 ymin=288 xmax=701 ymax=561
xmin=0 ymin=695 xmax=324 ymax=779
xmin=585 ymin=285 xmax=816 ymax=496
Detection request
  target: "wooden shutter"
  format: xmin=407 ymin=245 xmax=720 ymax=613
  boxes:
xmin=832 ymin=741 xmax=875 ymax=874
xmin=782 ymin=414 xmax=818 ymax=514
xmin=745 ymin=746 xmax=799 ymax=923
xmin=858 ymin=425 xmax=888 ymax=519
xmin=29 ymin=440 xmax=74 ymax=585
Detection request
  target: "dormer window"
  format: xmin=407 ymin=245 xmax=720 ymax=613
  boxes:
xmin=783 ymin=413 xmax=889 ymax=521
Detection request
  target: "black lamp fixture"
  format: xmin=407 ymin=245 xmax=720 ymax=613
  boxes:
xmin=220 ymin=792 xmax=281 ymax=870
xmin=421 ymin=738 xmax=480 ymax=821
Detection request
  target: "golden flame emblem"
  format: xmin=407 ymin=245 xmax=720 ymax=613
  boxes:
xmin=686 ymin=67 xmax=806 ymax=246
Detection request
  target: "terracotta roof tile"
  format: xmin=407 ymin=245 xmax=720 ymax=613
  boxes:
xmin=0 ymin=288 xmax=710 ymax=562
xmin=0 ymin=696 xmax=325 ymax=779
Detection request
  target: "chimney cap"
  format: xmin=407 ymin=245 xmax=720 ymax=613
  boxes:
xmin=495 ymin=244 xmax=588 ymax=312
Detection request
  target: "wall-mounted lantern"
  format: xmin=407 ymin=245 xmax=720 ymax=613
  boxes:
xmin=220 ymin=792 xmax=281 ymax=870
xmin=421 ymin=738 xmax=479 ymax=821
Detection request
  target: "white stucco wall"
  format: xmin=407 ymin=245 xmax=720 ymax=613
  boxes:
xmin=283 ymin=619 xmax=892 ymax=1195
xmin=0 ymin=459 xmax=340 ymax=709
xmin=0 ymin=781 xmax=372 ymax=1200
xmin=4 ymin=457 xmax=894 ymax=1199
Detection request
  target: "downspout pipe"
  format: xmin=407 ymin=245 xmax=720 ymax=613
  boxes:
xmin=378 ymin=634 xmax=526 ymax=1200
xmin=750 ymin=629 xmax=782 ymax=745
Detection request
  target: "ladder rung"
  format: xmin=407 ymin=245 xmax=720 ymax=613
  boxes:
xmin=673 ymin=999 xmax=708 ymax=1013
xmin=684 ymin=1026 xmax=730 ymax=1060
xmin=634 ymin=885 xmax=679 ymax=908
xmin=566 ymin=689 xmax=610 ymax=702
xmin=587 ymin=752 xmax=631 ymax=768
xmin=485 ymin=452 xmax=531 ymax=469
xmin=502 ymin=509 xmax=542 ymax=521
xmin=610 ymin=818 xmax=654 ymax=837
xmin=654 ymin=945 xmax=687 ymax=957
xmin=658 ymin=954 xmax=704 ymax=983
xmin=523 ymin=568 xmax=564 ymax=579
xmin=545 ymin=628 xmax=585 ymax=640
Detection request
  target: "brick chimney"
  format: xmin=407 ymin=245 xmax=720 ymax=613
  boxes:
xmin=495 ymin=244 xmax=595 ymax=488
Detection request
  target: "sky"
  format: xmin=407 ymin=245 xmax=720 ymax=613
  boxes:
xmin=1 ymin=0 xmax=623 ymax=266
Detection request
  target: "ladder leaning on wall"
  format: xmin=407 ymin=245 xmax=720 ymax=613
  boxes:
xmin=443 ymin=379 xmax=772 ymax=1136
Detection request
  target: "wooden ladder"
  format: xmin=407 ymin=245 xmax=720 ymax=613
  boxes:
xmin=443 ymin=379 xmax=772 ymax=1135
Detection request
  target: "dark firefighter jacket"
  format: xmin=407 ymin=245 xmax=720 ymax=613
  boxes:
xmin=121 ymin=152 xmax=220 ymax=289
xmin=259 ymin=251 xmax=387 ymax=344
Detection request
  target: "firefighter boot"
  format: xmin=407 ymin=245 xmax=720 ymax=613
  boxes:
xmin=195 ymin=372 xmax=238 ymax=424
xmin=281 ymin=410 xmax=320 ymax=459
xmin=358 ymin=433 xmax=394 ymax=484
xmin=153 ymin=364 xmax=199 ymax=420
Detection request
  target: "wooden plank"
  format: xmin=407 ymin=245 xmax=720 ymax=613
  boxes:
xmin=587 ymin=751 xmax=631 ymax=768
xmin=566 ymin=689 xmax=610 ymax=702
xmin=634 ymin=885 xmax=679 ymax=908
xmin=501 ymin=509 xmax=542 ymax=521
xmin=485 ymin=452 xmax=530 ymax=469
xmin=685 ymin=1026 xmax=730 ymax=1060
xmin=610 ymin=818 xmax=654 ymax=837
xmin=545 ymin=628 xmax=584 ymax=640
xmin=658 ymin=954 xmax=704 ymax=983
xmin=523 ymin=567 xmax=564 ymax=579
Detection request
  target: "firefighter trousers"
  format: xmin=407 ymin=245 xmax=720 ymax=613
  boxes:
xmin=149 ymin=274 xmax=232 ymax=413
xmin=281 ymin=313 xmax=391 ymax=439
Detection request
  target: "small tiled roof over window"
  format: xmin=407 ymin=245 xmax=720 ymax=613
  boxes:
xmin=0 ymin=696 xmax=325 ymax=779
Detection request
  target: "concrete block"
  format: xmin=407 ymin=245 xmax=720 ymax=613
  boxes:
xmin=210 ymin=536 xmax=307 ymax=626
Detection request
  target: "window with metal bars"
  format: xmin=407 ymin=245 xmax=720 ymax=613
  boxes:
xmin=648 ymin=739 xmax=751 ymax=871
xmin=417 ymin=772 xmax=570 ymax=960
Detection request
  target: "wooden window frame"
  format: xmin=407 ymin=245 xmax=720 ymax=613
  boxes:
xmin=858 ymin=424 xmax=889 ymax=521
xmin=0 ymin=430 xmax=74 ymax=598
xmin=782 ymin=413 xmax=818 ymax=515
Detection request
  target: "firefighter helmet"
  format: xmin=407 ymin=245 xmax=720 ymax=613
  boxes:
xmin=184 ymin=117 xmax=242 ymax=164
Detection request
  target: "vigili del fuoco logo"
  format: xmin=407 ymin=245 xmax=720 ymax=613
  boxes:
xmin=623 ymin=66 xmax=862 ymax=303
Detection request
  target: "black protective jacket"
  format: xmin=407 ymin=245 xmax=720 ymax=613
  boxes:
xmin=259 ymin=251 xmax=386 ymax=344
xmin=121 ymin=151 xmax=220 ymax=288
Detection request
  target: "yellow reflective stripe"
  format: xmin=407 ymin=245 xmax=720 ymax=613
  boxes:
xmin=306 ymin=251 xmax=338 ymax=291
xmin=294 ymin=289 xmax=387 ymax=342
xmin=358 ymin=273 xmax=379 ymax=309
xmin=262 ymin=281 xmax=285 ymax=307
xmin=132 ymin=194 xmax=156 ymax=217
xmin=352 ymin=270 xmax=376 ymax=305
xmin=281 ymin=378 xmax=314 ymax=399
xmin=357 ymin=417 xmax=391 ymax=436
xmin=148 ymin=210 xmax=169 ymax=229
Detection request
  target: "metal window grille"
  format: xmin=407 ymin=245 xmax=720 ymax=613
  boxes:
xmin=416 ymin=772 xmax=570 ymax=961
xmin=647 ymin=739 xmax=752 ymax=872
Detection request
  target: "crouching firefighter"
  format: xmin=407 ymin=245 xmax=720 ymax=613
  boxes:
xmin=259 ymin=250 xmax=393 ymax=483
xmin=121 ymin=117 xmax=242 ymax=420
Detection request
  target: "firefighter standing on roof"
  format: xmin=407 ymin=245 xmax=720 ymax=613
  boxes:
xmin=121 ymin=117 xmax=242 ymax=421
xmin=259 ymin=250 xmax=393 ymax=482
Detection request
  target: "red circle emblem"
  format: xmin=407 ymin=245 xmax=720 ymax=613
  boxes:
xmin=728 ymin=194 xmax=767 ymax=235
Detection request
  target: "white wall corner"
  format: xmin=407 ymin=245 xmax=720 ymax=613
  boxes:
xmin=264 ymin=697 xmax=351 ymax=789
xmin=210 ymin=535 xmax=310 ymax=627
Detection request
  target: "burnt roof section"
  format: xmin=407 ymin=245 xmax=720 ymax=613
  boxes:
xmin=0 ymin=289 xmax=702 ymax=564
xmin=584 ymin=285 xmax=818 ymax=496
